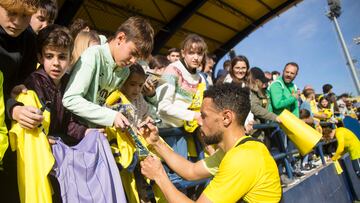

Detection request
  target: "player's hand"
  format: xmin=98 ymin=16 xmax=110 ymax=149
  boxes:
xmin=140 ymin=155 xmax=166 ymax=181
xmin=138 ymin=120 xmax=160 ymax=145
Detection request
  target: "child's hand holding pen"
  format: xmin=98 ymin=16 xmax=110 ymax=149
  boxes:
xmin=137 ymin=117 xmax=162 ymax=145
xmin=113 ymin=112 xmax=130 ymax=129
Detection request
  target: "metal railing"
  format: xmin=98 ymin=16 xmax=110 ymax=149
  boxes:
xmin=253 ymin=122 xmax=336 ymax=179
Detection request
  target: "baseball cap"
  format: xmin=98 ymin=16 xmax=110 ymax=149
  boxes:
xmin=250 ymin=67 xmax=269 ymax=83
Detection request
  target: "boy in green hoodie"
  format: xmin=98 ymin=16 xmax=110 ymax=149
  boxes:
xmin=62 ymin=16 xmax=154 ymax=129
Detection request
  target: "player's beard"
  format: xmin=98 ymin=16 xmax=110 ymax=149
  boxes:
xmin=202 ymin=130 xmax=223 ymax=145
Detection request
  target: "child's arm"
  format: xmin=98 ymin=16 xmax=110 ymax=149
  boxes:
xmin=250 ymin=92 xmax=277 ymax=122
xmin=8 ymin=77 xmax=43 ymax=129
xmin=14 ymin=72 xmax=56 ymax=129
xmin=332 ymin=131 xmax=344 ymax=161
xmin=62 ymin=52 xmax=126 ymax=127
xmin=67 ymin=114 xmax=88 ymax=140
xmin=142 ymin=78 xmax=156 ymax=98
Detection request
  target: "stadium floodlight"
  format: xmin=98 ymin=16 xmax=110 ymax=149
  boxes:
xmin=326 ymin=0 xmax=360 ymax=95
xmin=327 ymin=0 xmax=341 ymax=18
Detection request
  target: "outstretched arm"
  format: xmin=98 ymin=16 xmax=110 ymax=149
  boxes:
xmin=139 ymin=122 xmax=211 ymax=181
xmin=140 ymin=155 xmax=212 ymax=203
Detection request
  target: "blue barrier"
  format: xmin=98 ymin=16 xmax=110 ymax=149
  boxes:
xmin=339 ymin=154 xmax=360 ymax=201
xmin=282 ymin=164 xmax=352 ymax=203
xmin=253 ymin=123 xmax=336 ymax=179
xmin=343 ymin=116 xmax=360 ymax=140
xmin=253 ymin=123 xmax=298 ymax=179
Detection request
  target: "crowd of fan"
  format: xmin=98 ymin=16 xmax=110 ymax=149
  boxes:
xmin=1 ymin=1 xmax=360 ymax=203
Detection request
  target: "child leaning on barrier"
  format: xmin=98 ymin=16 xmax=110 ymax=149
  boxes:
xmin=9 ymin=24 xmax=85 ymax=203
xmin=323 ymin=127 xmax=360 ymax=178
xmin=299 ymin=109 xmax=321 ymax=170
xmin=299 ymin=109 xmax=322 ymax=134
xmin=106 ymin=63 xmax=151 ymax=126
xmin=22 ymin=25 xmax=89 ymax=144
xmin=62 ymin=16 xmax=154 ymax=130
xmin=105 ymin=63 xmax=156 ymax=202
xmin=156 ymin=34 xmax=207 ymax=160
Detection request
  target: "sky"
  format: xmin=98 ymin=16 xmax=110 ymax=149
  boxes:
xmin=214 ymin=0 xmax=360 ymax=96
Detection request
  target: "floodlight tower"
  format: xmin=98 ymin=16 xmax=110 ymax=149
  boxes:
xmin=327 ymin=0 xmax=360 ymax=95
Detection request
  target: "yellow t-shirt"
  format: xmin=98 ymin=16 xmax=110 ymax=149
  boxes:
xmin=310 ymin=100 xmax=318 ymax=114
xmin=203 ymin=136 xmax=281 ymax=203
xmin=332 ymin=127 xmax=360 ymax=160
xmin=202 ymin=148 xmax=226 ymax=175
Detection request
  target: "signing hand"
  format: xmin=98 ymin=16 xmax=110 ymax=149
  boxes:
xmin=138 ymin=120 xmax=160 ymax=145
xmin=140 ymin=155 xmax=166 ymax=181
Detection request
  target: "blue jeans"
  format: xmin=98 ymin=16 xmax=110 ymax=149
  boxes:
xmin=158 ymin=127 xmax=205 ymax=185
xmin=159 ymin=127 xmax=188 ymax=159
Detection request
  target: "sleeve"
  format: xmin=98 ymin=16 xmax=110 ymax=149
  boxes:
xmin=144 ymin=93 xmax=158 ymax=106
xmin=23 ymin=74 xmax=46 ymax=99
xmin=332 ymin=130 xmax=345 ymax=161
xmin=202 ymin=149 xmax=225 ymax=175
xmin=62 ymin=50 xmax=118 ymax=127
xmin=203 ymin=150 xmax=258 ymax=203
xmin=250 ymin=92 xmax=277 ymax=121
xmin=310 ymin=100 xmax=319 ymax=114
xmin=66 ymin=114 xmax=88 ymax=140
xmin=6 ymin=73 xmax=44 ymax=120
xmin=269 ymin=82 xmax=297 ymax=111
xmin=137 ymin=96 xmax=151 ymax=122
xmin=0 ymin=72 xmax=9 ymax=161
xmin=157 ymin=66 xmax=196 ymax=121
xmin=142 ymin=100 xmax=151 ymax=121
xmin=5 ymin=98 xmax=23 ymax=120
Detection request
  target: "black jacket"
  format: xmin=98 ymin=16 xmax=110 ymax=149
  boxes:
xmin=24 ymin=67 xmax=87 ymax=145
xmin=0 ymin=26 xmax=37 ymax=97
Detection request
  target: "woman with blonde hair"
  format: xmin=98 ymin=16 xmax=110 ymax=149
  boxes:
xmin=71 ymin=30 xmax=100 ymax=67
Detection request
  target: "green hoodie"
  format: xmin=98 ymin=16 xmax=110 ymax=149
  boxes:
xmin=267 ymin=77 xmax=299 ymax=117
xmin=63 ymin=43 xmax=129 ymax=127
